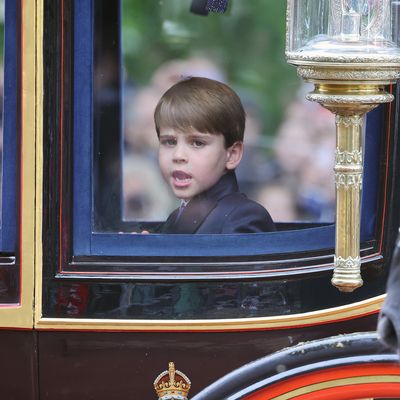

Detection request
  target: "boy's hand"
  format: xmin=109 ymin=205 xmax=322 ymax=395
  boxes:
xmin=131 ymin=230 xmax=150 ymax=234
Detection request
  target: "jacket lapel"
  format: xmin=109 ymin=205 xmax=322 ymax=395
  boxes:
xmin=161 ymin=171 xmax=239 ymax=234
xmin=159 ymin=208 xmax=180 ymax=233
xmin=171 ymin=196 xmax=217 ymax=234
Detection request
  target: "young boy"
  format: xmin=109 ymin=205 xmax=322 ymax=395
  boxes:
xmin=154 ymin=76 xmax=276 ymax=234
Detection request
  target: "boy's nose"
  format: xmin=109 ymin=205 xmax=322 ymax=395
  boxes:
xmin=173 ymin=144 xmax=188 ymax=162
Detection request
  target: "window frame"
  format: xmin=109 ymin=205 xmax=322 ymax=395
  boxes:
xmin=38 ymin=0 xmax=400 ymax=324
xmin=0 ymin=0 xmax=18 ymax=252
xmin=44 ymin=0 xmax=400 ymax=281
xmin=0 ymin=0 xmax=23 ymax=308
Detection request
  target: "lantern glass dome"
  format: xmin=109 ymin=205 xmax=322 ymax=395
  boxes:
xmin=287 ymin=0 xmax=400 ymax=61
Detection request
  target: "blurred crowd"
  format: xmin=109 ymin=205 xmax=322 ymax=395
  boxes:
xmin=122 ymin=57 xmax=336 ymax=224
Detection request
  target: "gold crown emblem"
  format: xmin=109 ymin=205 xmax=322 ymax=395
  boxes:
xmin=153 ymin=362 xmax=191 ymax=400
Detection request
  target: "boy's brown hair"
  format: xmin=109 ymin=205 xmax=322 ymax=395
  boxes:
xmin=154 ymin=77 xmax=245 ymax=148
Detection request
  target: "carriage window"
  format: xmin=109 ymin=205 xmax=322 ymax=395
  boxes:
xmin=73 ymin=0 xmax=380 ymax=256
xmin=0 ymin=0 xmax=17 ymax=305
xmin=93 ymin=0 xmax=336 ymax=233
xmin=0 ymin=0 xmax=17 ymax=252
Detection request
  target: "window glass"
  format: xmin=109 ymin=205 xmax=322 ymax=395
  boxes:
xmin=0 ymin=0 xmax=4 ymax=222
xmin=0 ymin=0 xmax=17 ymax=302
xmin=0 ymin=0 xmax=17 ymax=252
xmin=93 ymin=0 xmax=336 ymax=234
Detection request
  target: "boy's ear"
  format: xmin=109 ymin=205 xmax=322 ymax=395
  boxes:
xmin=225 ymin=141 xmax=244 ymax=170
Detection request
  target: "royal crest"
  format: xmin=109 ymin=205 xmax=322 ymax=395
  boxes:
xmin=154 ymin=362 xmax=191 ymax=400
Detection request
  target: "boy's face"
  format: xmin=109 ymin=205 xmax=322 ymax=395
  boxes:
xmin=158 ymin=128 xmax=242 ymax=201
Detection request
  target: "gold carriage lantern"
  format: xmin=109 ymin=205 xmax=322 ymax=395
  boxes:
xmin=286 ymin=0 xmax=400 ymax=292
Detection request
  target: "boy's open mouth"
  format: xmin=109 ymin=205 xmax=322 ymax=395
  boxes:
xmin=172 ymin=170 xmax=192 ymax=186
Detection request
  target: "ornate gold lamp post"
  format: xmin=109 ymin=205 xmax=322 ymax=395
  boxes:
xmin=286 ymin=0 xmax=400 ymax=292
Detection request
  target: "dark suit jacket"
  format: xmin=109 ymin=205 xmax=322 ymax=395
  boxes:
xmin=378 ymin=231 xmax=400 ymax=354
xmin=159 ymin=171 xmax=276 ymax=234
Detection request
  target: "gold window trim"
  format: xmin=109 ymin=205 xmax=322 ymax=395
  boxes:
xmin=0 ymin=0 xmax=41 ymax=329
xmin=26 ymin=0 xmax=385 ymax=332
xmin=34 ymin=294 xmax=384 ymax=331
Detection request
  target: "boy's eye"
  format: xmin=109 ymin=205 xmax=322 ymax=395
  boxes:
xmin=192 ymin=140 xmax=205 ymax=148
xmin=160 ymin=138 xmax=176 ymax=146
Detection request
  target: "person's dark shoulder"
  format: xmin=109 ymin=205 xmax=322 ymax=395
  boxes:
xmin=220 ymin=193 xmax=276 ymax=233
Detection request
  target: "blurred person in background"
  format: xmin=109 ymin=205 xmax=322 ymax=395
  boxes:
xmin=271 ymin=91 xmax=336 ymax=222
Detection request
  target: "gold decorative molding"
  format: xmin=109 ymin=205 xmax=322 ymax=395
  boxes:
xmin=34 ymin=0 xmax=44 ymax=328
xmin=332 ymin=256 xmax=363 ymax=292
xmin=306 ymin=92 xmax=394 ymax=105
xmin=335 ymin=115 xmax=363 ymax=128
xmin=0 ymin=0 xmax=41 ymax=328
xmin=297 ymin=65 xmax=400 ymax=82
xmin=297 ymin=81 xmax=394 ymax=291
xmin=271 ymin=375 xmax=400 ymax=400
xmin=34 ymin=294 xmax=385 ymax=331
xmin=334 ymin=255 xmax=361 ymax=268
xmin=335 ymin=149 xmax=362 ymax=164
xmin=335 ymin=173 xmax=363 ymax=190
xmin=286 ymin=0 xmax=400 ymax=292
xmin=287 ymin=51 xmax=400 ymax=64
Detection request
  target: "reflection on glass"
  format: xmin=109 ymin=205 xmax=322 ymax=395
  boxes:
xmin=93 ymin=0 xmax=336 ymax=232
xmin=288 ymin=0 xmax=398 ymax=55
xmin=50 ymin=280 xmax=304 ymax=319
xmin=338 ymin=0 xmax=391 ymax=42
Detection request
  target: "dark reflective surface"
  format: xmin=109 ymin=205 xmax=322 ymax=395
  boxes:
xmin=0 ymin=331 xmax=38 ymax=399
xmin=0 ymin=264 xmax=19 ymax=303
xmin=36 ymin=316 xmax=378 ymax=399
xmin=44 ymin=267 xmax=386 ymax=319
